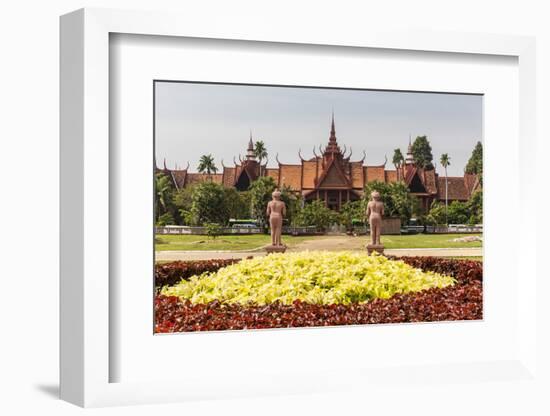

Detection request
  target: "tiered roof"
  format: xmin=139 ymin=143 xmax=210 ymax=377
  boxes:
xmin=156 ymin=116 xmax=480 ymax=203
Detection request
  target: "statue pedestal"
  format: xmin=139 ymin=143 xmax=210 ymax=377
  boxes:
xmin=265 ymin=245 xmax=287 ymax=254
xmin=366 ymin=244 xmax=385 ymax=255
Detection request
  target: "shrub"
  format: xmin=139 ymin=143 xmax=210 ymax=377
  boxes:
xmin=155 ymin=258 xmax=243 ymax=288
xmin=295 ymin=200 xmax=337 ymax=231
xmin=205 ymin=223 xmax=222 ymax=239
xmin=155 ymin=281 xmax=482 ymax=332
xmin=157 ymin=212 xmax=175 ymax=226
xmin=160 ymin=251 xmax=455 ymax=306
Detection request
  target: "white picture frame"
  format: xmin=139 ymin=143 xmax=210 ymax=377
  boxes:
xmin=60 ymin=7 xmax=541 ymax=409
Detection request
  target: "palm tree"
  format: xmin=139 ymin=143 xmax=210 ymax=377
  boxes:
xmin=392 ymin=148 xmax=404 ymax=180
xmin=440 ymin=153 xmax=451 ymax=224
xmin=254 ymin=140 xmax=268 ymax=176
xmin=155 ymin=173 xmax=172 ymax=221
xmin=197 ymin=154 xmax=218 ymax=181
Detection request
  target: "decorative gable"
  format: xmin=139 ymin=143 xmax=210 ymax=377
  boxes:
xmin=409 ymin=172 xmax=427 ymax=193
xmin=317 ymin=160 xmax=350 ymax=188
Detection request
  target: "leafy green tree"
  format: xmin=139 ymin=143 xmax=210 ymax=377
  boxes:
xmin=157 ymin=212 xmax=175 ymax=226
xmin=364 ymin=181 xmax=416 ymax=224
xmin=197 ymin=154 xmax=218 ymax=180
xmin=392 ymin=148 xmax=404 ymax=170
xmin=465 ymin=141 xmax=483 ymax=175
xmin=254 ymin=140 xmax=268 ymax=176
xmin=173 ymin=186 xmax=195 ymax=225
xmin=339 ymin=200 xmax=364 ymax=231
xmin=425 ymin=201 xmax=447 ymax=225
xmin=411 ymin=135 xmax=434 ymax=169
xmin=248 ymin=176 xmax=277 ymax=229
xmin=223 ymin=187 xmax=250 ymax=220
xmin=295 ymin=199 xmax=337 ymax=231
xmin=467 ymin=189 xmax=483 ymax=224
xmin=440 ymin=153 xmax=451 ymax=224
xmin=447 ymin=201 xmax=470 ymax=224
xmin=279 ymin=185 xmax=300 ymax=226
xmin=155 ymin=172 xmax=175 ymax=223
xmin=205 ymin=222 xmax=223 ymax=239
xmin=190 ymin=182 xmax=229 ymax=225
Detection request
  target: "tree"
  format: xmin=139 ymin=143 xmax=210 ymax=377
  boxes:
xmin=363 ymin=181 xmax=416 ymax=224
xmin=447 ymin=201 xmax=470 ymax=224
xmin=339 ymin=200 xmax=364 ymax=232
xmin=440 ymin=153 xmax=451 ymax=224
xmin=465 ymin=141 xmax=483 ymax=176
xmin=467 ymin=189 xmax=483 ymax=225
xmin=190 ymin=182 xmax=229 ymax=225
xmin=223 ymin=188 xmax=250 ymax=220
xmin=295 ymin=199 xmax=337 ymax=231
xmin=173 ymin=186 xmax=195 ymax=225
xmin=425 ymin=201 xmax=447 ymax=226
xmin=392 ymin=148 xmax=404 ymax=171
xmin=155 ymin=172 xmax=175 ymax=223
xmin=157 ymin=212 xmax=175 ymax=226
xmin=411 ymin=136 xmax=434 ymax=169
xmin=279 ymin=185 xmax=300 ymax=226
xmin=248 ymin=176 xmax=277 ymax=229
xmin=197 ymin=154 xmax=218 ymax=180
xmin=254 ymin=140 xmax=268 ymax=176
xmin=205 ymin=222 xmax=223 ymax=239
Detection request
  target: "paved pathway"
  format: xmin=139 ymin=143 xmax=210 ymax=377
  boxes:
xmin=156 ymin=247 xmax=482 ymax=261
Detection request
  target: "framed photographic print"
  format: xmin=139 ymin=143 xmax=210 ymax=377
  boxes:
xmin=60 ymin=7 xmax=542 ymax=409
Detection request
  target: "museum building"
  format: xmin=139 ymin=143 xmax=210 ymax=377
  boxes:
xmin=157 ymin=116 xmax=480 ymax=212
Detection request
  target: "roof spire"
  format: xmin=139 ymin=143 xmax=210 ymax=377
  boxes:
xmin=330 ymin=110 xmax=336 ymax=141
xmin=405 ymin=134 xmax=415 ymax=165
xmin=248 ymin=130 xmax=254 ymax=151
xmin=246 ymin=131 xmax=256 ymax=160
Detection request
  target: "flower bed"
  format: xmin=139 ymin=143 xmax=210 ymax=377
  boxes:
xmin=155 ymin=255 xmax=482 ymax=333
xmin=155 ymin=258 xmax=244 ymax=288
xmin=161 ymin=252 xmax=455 ymax=305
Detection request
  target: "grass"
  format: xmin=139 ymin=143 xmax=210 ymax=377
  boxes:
xmin=155 ymin=233 xmax=482 ymax=251
xmin=155 ymin=234 xmax=315 ymax=251
xmin=382 ymin=234 xmax=482 ymax=249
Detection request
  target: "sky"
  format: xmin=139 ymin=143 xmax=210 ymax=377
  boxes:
xmin=155 ymin=82 xmax=482 ymax=177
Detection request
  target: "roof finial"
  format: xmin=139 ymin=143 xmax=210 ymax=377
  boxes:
xmin=248 ymin=130 xmax=254 ymax=151
xmin=330 ymin=110 xmax=336 ymax=140
xmin=246 ymin=131 xmax=256 ymax=160
xmin=406 ymin=134 xmax=415 ymax=165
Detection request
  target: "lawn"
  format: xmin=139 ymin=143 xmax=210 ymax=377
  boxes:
xmin=155 ymin=234 xmax=314 ymax=251
xmin=155 ymin=233 xmax=482 ymax=251
xmin=382 ymin=233 xmax=482 ymax=249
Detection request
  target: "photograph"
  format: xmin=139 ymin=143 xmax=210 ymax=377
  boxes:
xmin=153 ymin=81 xmax=483 ymax=333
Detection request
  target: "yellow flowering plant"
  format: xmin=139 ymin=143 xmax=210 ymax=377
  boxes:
xmin=161 ymin=251 xmax=455 ymax=306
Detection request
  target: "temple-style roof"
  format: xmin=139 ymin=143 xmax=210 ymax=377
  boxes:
xmin=437 ymin=176 xmax=471 ymax=201
xmin=157 ymin=117 xmax=480 ymax=211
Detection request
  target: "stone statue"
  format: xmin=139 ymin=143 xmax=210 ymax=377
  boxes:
xmin=265 ymin=189 xmax=287 ymax=253
xmin=366 ymin=190 xmax=385 ymax=254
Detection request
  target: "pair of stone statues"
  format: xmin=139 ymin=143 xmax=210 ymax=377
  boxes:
xmin=265 ymin=189 xmax=384 ymax=254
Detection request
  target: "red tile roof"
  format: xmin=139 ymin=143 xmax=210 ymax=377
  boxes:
xmin=185 ymin=173 xmax=223 ymax=186
xmin=437 ymin=176 xmax=470 ymax=201
xmin=365 ymin=166 xmax=386 ymax=183
xmin=265 ymin=168 xmax=280 ymax=185
xmin=170 ymin=170 xmax=188 ymax=190
xmin=385 ymin=170 xmax=397 ymax=183
xmin=222 ymin=167 xmax=236 ymax=187
xmin=279 ymin=165 xmax=302 ymax=191
xmin=350 ymin=162 xmax=364 ymax=189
